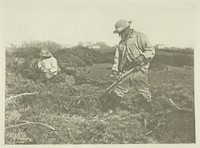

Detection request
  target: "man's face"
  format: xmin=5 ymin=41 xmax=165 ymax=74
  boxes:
xmin=119 ymin=28 xmax=129 ymax=40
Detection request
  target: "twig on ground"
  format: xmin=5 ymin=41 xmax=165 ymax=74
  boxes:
xmin=144 ymin=118 xmax=147 ymax=130
xmin=146 ymin=130 xmax=153 ymax=135
xmin=6 ymin=92 xmax=38 ymax=103
xmin=49 ymin=105 xmax=56 ymax=112
xmin=144 ymin=118 xmax=153 ymax=135
xmin=168 ymin=98 xmax=193 ymax=113
xmin=6 ymin=120 xmax=68 ymax=143
xmin=5 ymin=120 xmax=55 ymax=131
xmin=154 ymin=114 xmax=165 ymax=130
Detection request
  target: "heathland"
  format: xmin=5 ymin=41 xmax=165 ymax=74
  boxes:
xmin=5 ymin=41 xmax=194 ymax=144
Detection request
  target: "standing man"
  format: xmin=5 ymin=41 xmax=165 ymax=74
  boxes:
xmin=101 ymin=20 xmax=155 ymax=112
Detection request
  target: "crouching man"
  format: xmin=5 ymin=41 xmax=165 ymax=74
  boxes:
xmin=37 ymin=48 xmax=59 ymax=81
xmin=101 ymin=20 xmax=155 ymax=112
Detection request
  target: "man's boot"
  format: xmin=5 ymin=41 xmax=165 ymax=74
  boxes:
xmin=135 ymin=95 xmax=153 ymax=113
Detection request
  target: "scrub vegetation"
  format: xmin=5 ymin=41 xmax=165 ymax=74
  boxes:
xmin=5 ymin=41 xmax=194 ymax=144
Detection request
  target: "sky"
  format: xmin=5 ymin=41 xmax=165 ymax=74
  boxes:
xmin=5 ymin=1 xmax=195 ymax=48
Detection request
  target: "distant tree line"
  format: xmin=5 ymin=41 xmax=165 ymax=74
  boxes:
xmin=6 ymin=41 xmax=194 ymax=70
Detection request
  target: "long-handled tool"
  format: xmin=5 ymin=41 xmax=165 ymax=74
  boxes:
xmin=105 ymin=61 xmax=149 ymax=94
xmin=95 ymin=60 xmax=150 ymax=117
xmin=97 ymin=61 xmax=148 ymax=112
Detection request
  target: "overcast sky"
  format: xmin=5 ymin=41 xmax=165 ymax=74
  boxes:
xmin=5 ymin=1 xmax=195 ymax=48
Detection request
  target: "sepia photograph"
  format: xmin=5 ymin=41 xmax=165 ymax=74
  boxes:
xmin=1 ymin=0 xmax=199 ymax=145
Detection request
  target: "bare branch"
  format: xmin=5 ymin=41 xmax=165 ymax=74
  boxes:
xmin=6 ymin=92 xmax=38 ymax=103
xmin=5 ymin=121 xmax=69 ymax=142
xmin=146 ymin=130 xmax=153 ymax=135
xmin=117 ymin=113 xmax=143 ymax=121
xmin=144 ymin=118 xmax=147 ymax=130
xmin=5 ymin=120 xmax=55 ymax=131
xmin=168 ymin=98 xmax=193 ymax=113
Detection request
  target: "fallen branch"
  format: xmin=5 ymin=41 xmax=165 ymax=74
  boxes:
xmin=143 ymin=118 xmax=153 ymax=135
xmin=5 ymin=120 xmax=55 ymax=131
xmin=6 ymin=120 xmax=69 ymax=143
xmin=6 ymin=92 xmax=38 ymax=103
xmin=146 ymin=130 xmax=153 ymax=136
xmin=168 ymin=98 xmax=193 ymax=113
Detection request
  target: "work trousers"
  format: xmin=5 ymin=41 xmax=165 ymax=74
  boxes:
xmin=110 ymin=68 xmax=151 ymax=101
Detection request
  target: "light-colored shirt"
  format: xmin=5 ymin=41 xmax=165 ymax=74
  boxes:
xmin=38 ymin=57 xmax=58 ymax=75
xmin=112 ymin=29 xmax=155 ymax=72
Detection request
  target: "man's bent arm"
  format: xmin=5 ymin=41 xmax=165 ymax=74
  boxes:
xmin=139 ymin=35 xmax=155 ymax=60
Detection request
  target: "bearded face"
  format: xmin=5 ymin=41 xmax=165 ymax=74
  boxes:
xmin=119 ymin=27 xmax=130 ymax=40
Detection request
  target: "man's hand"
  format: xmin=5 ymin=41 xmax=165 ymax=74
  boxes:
xmin=110 ymin=70 xmax=121 ymax=79
xmin=134 ymin=55 xmax=146 ymax=66
xmin=111 ymin=70 xmax=118 ymax=75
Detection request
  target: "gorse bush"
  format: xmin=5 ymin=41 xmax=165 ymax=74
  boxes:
xmin=154 ymin=50 xmax=194 ymax=67
xmin=55 ymin=46 xmax=113 ymax=67
xmin=6 ymin=44 xmax=113 ymax=75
